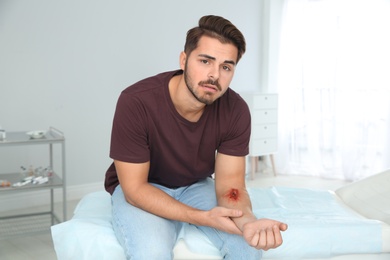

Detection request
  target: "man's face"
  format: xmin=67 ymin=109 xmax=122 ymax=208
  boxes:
xmin=181 ymin=36 xmax=238 ymax=105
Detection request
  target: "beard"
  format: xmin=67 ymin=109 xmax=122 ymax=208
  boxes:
xmin=183 ymin=62 xmax=222 ymax=105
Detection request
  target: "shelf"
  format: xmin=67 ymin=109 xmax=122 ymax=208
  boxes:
xmin=0 ymin=127 xmax=64 ymax=146
xmin=0 ymin=173 xmax=63 ymax=193
xmin=0 ymin=126 xmax=67 ymax=238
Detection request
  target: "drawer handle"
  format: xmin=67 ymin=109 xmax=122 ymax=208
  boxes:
xmin=264 ymin=141 xmax=267 ymax=144
xmin=264 ymin=111 xmax=268 ymax=115
xmin=264 ymin=126 xmax=267 ymax=129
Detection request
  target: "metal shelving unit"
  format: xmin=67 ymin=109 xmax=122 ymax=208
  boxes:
xmin=0 ymin=127 xmax=66 ymax=238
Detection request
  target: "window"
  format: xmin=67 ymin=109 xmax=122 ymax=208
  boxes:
xmin=276 ymin=0 xmax=390 ymax=180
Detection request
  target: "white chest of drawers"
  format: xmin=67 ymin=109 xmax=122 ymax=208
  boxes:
xmin=240 ymin=93 xmax=278 ymax=179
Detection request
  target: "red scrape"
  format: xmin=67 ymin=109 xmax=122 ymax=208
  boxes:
xmin=225 ymin=188 xmax=239 ymax=202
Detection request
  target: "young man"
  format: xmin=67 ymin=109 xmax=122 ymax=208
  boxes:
xmin=105 ymin=15 xmax=287 ymax=259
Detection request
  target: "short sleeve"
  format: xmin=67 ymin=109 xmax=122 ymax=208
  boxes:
xmin=109 ymin=92 xmax=150 ymax=163
xmin=217 ymin=97 xmax=251 ymax=156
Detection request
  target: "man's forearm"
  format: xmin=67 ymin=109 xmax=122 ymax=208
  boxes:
xmin=124 ymin=182 xmax=206 ymax=224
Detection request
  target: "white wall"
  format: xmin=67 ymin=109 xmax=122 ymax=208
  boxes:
xmin=0 ymin=0 xmax=264 ymax=195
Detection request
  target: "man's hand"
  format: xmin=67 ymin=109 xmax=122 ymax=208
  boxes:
xmin=204 ymin=207 xmax=244 ymax=235
xmin=242 ymin=219 xmax=288 ymax=250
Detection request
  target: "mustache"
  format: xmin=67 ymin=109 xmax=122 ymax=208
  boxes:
xmin=199 ymin=79 xmax=222 ymax=91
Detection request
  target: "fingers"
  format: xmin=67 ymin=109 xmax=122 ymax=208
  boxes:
xmin=258 ymin=229 xmax=267 ymax=249
xmin=267 ymin=226 xmax=276 ymax=248
xmin=250 ymin=230 xmax=260 ymax=247
xmin=210 ymin=207 xmax=243 ymax=218
xmin=242 ymin=219 xmax=287 ymax=250
xmin=273 ymin=225 xmax=283 ymax=247
xmin=253 ymin=225 xmax=284 ymax=250
xmin=256 ymin=228 xmax=271 ymax=250
xmin=209 ymin=207 xmax=243 ymax=235
xmin=221 ymin=207 xmax=243 ymax=218
xmin=279 ymin=222 xmax=288 ymax=231
xmin=230 ymin=209 xmax=243 ymax=218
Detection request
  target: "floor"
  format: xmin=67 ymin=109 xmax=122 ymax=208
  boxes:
xmin=0 ymin=166 xmax=349 ymax=260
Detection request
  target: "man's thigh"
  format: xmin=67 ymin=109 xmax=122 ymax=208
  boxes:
xmin=178 ymin=177 xmax=217 ymax=210
xmin=111 ymin=185 xmax=181 ymax=259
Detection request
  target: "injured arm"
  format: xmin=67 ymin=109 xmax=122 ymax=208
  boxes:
xmin=214 ymin=153 xmax=288 ymax=250
xmin=215 ymin=153 xmax=258 ymax=229
xmin=217 ymin=178 xmax=257 ymax=230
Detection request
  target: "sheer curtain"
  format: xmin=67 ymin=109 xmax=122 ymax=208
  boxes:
xmin=276 ymin=0 xmax=390 ymax=181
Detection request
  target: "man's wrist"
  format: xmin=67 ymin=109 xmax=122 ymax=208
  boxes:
xmin=186 ymin=208 xmax=207 ymax=226
xmin=233 ymin=213 xmax=257 ymax=231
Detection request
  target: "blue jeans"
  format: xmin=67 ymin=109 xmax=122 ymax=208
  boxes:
xmin=111 ymin=178 xmax=262 ymax=260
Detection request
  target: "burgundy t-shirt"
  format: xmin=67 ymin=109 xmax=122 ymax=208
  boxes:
xmin=104 ymin=70 xmax=251 ymax=194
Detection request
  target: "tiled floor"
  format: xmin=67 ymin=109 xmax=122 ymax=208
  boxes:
xmin=0 ymin=168 xmax=349 ymax=260
xmin=0 ymin=199 xmax=79 ymax=260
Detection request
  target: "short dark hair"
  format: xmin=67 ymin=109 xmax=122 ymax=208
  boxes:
xmin=184 ymin=15 xmax=246 ymax=63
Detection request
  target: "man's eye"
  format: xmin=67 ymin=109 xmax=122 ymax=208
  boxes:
xmin=223 ymin=65 xmax=231 ymax=71
xmin=201 ymin=60 xmax=209 ymax=64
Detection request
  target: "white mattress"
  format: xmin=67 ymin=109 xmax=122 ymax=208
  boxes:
xmin=52 ymin=169 xmax=390 ymax=259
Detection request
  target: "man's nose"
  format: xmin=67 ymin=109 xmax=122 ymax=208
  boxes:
xmin=208 ymin=65 xmax=220 ymax=83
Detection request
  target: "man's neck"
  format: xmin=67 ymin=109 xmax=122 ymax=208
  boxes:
xmin=169 ymin=74 xmax=205 ymax=122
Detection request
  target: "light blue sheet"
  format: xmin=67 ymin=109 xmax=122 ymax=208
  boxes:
xmin=52 ymin=187 xmax=383 ymax=259
xmin=249 ymin=187 xmax=382 ymax=258
xmin=183 ymin=187 xmax=383 ymax=259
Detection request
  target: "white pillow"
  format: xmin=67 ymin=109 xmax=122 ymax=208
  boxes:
xmin=336 ymin=169 xmax=390 ymax=225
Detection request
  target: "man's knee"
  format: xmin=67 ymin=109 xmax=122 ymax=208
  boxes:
xmin=114 ymin=223 xmax=176 ymax=260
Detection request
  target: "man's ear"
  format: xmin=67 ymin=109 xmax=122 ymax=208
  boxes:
xmin=179 ymin=51 xmax=187 ymax=70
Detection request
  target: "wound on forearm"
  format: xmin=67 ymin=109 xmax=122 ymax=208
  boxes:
xmin=224 ymin=188 xmax=240 ymax=203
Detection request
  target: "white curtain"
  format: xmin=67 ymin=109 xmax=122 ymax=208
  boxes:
xmin=276 ymin=0 xmax=390 ymax=181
